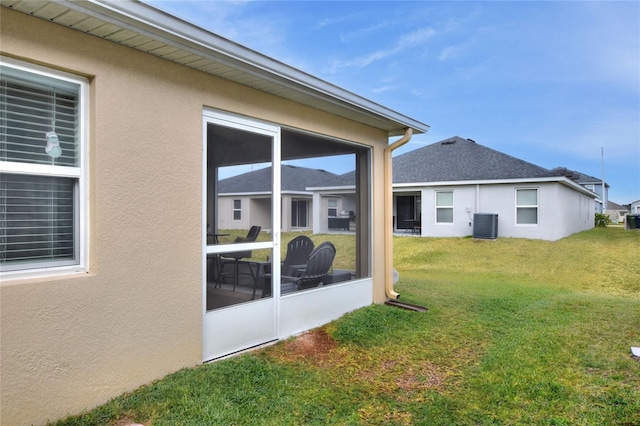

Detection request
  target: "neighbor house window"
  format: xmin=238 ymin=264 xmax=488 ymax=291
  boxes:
xmin=436 ymin=191 xmax=453 ymax=223
xmin=291 ymin=199 xmax=308 ymax=228
xmin=0 ymin=58 xmax=87 ymax=275
xmin=232 ymin=199 xmax=241 ymax=220
xmin=328 ymin=199 xmax=338 ymax=217
xmin=516 ymin=188 xmax=538 ymax=224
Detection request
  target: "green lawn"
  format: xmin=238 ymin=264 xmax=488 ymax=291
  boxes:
xmin=55 ymin=227 xmax=640 ymax=425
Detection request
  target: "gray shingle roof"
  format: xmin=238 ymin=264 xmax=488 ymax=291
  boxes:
xmin=218 ymin=165 xmax=337 ymax=193
xmin=606 ymin=200 xmax=627 ymax=210
xmin=221 ymin=137 xmax=594 ymax=192
xmin=551 ymin=167 xmax=609 ymax=187
xmin=393 ymin=136 xmax=555 ymax=183
xmin=309 ymin=171 xmax=356 ymax=188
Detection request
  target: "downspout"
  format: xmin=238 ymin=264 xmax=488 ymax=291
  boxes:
xmin=384 ymin=127 xmax=413 ymax=300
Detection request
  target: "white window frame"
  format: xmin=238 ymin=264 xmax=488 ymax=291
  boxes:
xmin=327 ymin=198 xmax=338 ymax=218
xmin=0 ymin=57 xmax=89 ymax=280
xmin=435 ymin=190 xmax=454 ymax=224
xmin=232 ymin=199 xmax=241 ymax=221
xmin=515 ymin=188 xmax=538 ymax=225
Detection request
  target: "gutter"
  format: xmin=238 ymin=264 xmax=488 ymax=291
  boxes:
xmin=384 ymin=127 xmax=413 ymax=300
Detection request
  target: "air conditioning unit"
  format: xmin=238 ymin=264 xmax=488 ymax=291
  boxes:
xmin=473 ymin=213 xmax=498 ymax=239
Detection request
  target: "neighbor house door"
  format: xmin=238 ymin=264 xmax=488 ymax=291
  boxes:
xmin=396 ymin=195 xmax=417 ymax=230
xmin=202 ymin=110 xmax=281 ymax=361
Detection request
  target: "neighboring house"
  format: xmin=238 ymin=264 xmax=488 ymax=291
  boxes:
xmin=308 ymin=173 xmax=360 ymax=233
xmin=392 ymin=137 xmax=598 ymax=240
xmin=216 ymin=165 xmax=338 ymax=232
xmin=0 ymin=2 xmax=429 ymax=424
xmin=557 ymin=168 xmax=609 ymax=213
xmin=311 ymin=137 xmax=597 ymax=241
xmin=603 ymin=201 xmax=629 ymax=224
xmin=630 ymin=199 xmax=640 ymax=215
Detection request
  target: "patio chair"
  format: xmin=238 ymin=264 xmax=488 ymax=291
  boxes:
xmin=281 ymin=235 xmax=315 ymax=276
xmin=266 ymin=241 xmax=335 ymax=295
xmin=217 ymin=226 xmax=261 ymax=291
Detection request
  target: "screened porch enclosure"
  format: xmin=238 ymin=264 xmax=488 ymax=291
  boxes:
xmin=205 ymin=121 xmax=371 ymax=312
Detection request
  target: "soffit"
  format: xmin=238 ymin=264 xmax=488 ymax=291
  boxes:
xmin=2 ymin=0 xmax=430 ymax=136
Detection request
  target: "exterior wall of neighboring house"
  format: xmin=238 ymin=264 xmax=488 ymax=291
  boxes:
xmin=217 ymin=195 xmax=273 ymax=232
xmin=281 ymin=193 xmax=314 ymax=231
xmin=630 ymin=200 xmax=640 ymax=215
xmin=580 ymin=181 xmax=607 ymax=213
xmin=604 ymin=203 xmax=629 ymax=224
xmin=412 ymin=181 xmax=595 ymax=241
xmin=312 ymin=192 xmax=357 ymax=233
xmin=217 ymin=193 xmax=314 ymax=232
xmin=0 ymin=8 xmax=395 ymax=425
xmin=217 ymin=195 xmax=252 ymax=231
xmin=548 ymin=183 xmax=595 ymax=238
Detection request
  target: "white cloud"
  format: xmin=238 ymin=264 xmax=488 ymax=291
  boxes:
xmin=371 ymin=85 xmax=396 ymax=94
xmin=338 ymin=21 xmax=392 ymax=43
xmin=327 ymin=26 xmax=436 ymax=73
xmin=439 ymin=44 xmax=465 ymax=62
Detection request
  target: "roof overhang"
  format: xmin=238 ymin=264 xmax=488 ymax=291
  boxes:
xmin=393 ymin=176 xmax=598 ymax=198
xmin=2 ymin=0 xmax=430 ymax=136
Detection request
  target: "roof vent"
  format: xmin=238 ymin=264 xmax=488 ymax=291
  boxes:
xmin=467 ymin=138 xmax=476 ymax=143
xmin=441 ymin=139 xmax=456 ymax=145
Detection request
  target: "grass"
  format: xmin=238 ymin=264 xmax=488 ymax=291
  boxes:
xmin=54 ymin=227 xmax=640 ymax=425
xmin=216 ymin=229 xmax=356 ymax=271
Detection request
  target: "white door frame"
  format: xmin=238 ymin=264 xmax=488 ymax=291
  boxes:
xmin=202 ymin=109 xmax=282 ymax=361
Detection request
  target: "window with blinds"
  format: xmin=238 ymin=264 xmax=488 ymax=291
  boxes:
xmin=1 ymin=59 xmax=86 ymax=274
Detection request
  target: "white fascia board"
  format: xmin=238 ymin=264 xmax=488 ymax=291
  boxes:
xmin=218 ymin=191 xmax=272 ymax=197
xmin=561 ymin=180 xmax=599 ymax=198
xmin=393 ymin=176 xmax=598 ymax=198
xmin=70 ymin=0 xmax=430 ymax=135
xmin=219 ymin=191 xmax=313 ymax=197
xmin=392 ymin=178 xmax=548 ymax=188
xmin=306 ymin=185 xmax=356 ymax=192
xmin=283 ymin=191 xmax=313 ymax=196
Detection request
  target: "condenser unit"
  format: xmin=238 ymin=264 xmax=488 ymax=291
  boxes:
xmin=473 ymin=213 xmax=498 ymax=239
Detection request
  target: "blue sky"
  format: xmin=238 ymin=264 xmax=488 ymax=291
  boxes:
xmin=148 ymin=0 xmax=639 ymax=204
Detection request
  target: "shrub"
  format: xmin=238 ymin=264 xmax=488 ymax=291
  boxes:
xmin=594 ymin=212 xmax=611 ymax=227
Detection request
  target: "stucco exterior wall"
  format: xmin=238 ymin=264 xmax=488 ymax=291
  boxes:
xmin=416 ymin=182 xmax=594 ymax=241
xmin=550 ymin=183 xmax=595 ymax=237
xmin=0 ymin=9 xmax=389 ymax=425
xmin=216 ymin=195 xmax=252 ymax=231
xmin=251 ymin=198 xmax=273 ymax=231
xmin=419 ymin=186 xmax=477 ymax=237
xmin=281 ymin=194 xmax=314 ymax=231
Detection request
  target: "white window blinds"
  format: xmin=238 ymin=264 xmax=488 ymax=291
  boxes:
xmin=0 ymin=174 xmax=76 ymax=266
xmin=1 ymin=60 xmax=83 ymax=273
xmin=1 ymin=67 xmax=79 ymax=167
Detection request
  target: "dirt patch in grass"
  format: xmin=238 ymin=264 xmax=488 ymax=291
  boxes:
xmin=282 ymin=327 xmax=337 ymax=364
xmin=114 ymin=418 xmax=148 ymax=426
xmin=395 ymin=360 xmax=446 ymax=391
xmin=274 ymin=327 xmax=450 ymax=393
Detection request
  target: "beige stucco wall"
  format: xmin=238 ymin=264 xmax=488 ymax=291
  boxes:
xmin=0 ymin=8 xmax=389 ymax=425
